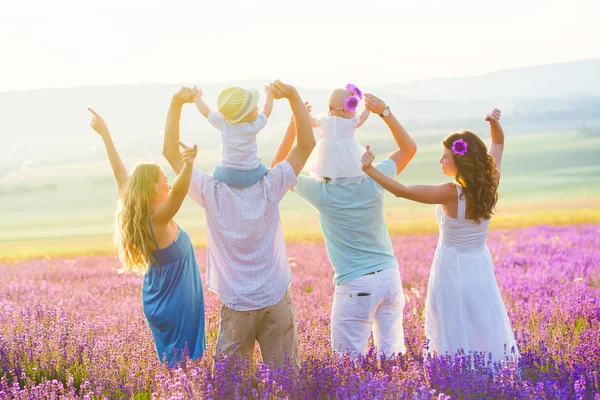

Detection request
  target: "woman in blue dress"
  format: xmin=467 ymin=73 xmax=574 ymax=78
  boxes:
xmin=88 ymin=94 xmax=206 ymax=364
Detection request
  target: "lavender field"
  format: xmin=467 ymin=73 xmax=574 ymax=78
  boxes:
xmin=1 ymin=224 xmax=599 ymax=399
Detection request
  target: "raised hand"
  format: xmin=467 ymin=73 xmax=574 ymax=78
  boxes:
xmin=363 ymin=93 xmax=387 ymax=115
xmin=264 ymin=85 xmax=274 ymax=98
xmin=304 ymin=101 xmax=313 ymax=114
xmin=172 ymin=86 xmax=198 ymax=105
xmin=361 ymin=145 xmax=376 ymax=171
xmin=485 ymin=108 xmax=501 ymax=124
xmin=194 ymin=88 xmax=204 ymax=101
xmin=268 ymin=80 xmax=299 ymax=100
xmin=88 ymin=107 xmax=110 ymax=137
xmin=178 ymin=141 xmax=198 ymax=165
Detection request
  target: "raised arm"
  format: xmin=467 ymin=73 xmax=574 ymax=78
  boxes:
xmin=364 ymin=94 xmax=417 ymax=175
xmin=355 ymin=108 xmax=370 ymax=129
xmin=88 ymin=108 xmax=129 ymax=195
xmin=361 ymin=145 xmax=454 ymax=205
xmin=271 ymin=116 xmax=297 ymax=169
xmin=269 ymin=81 xmax=316 ymax=176
xmin=270 ymin=101 xmax=313 ymax=169
xmin=162 ymin=87 xmax=197 ymax=175
xmin=485 ymin=108 xmax=504 ymax=180
xmin=193 ymin=88 xmax=211 ymax=119
xmin=152 ymin=141 xmax=198 ymax=224
xmin=262 ymin=86 xmax=274 ymax=118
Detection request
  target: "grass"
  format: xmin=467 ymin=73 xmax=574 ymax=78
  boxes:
xmin=2 ymin=129 xmax=599 ymax=261
xmin=1 ymin=198 xmax=598 ymax=262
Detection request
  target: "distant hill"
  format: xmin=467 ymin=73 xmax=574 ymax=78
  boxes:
xmin=376 ymin=59 xmax=600 ymax=101
xmin=1 ymin=59 xmax=599 ymax=177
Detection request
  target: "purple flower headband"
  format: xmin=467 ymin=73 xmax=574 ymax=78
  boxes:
xmin=346 ymin=84 xmax=363 ymax=99
xmin=452 ymin=139 xmax=468 ymax=156
xmin=344 ymin=96 xmax=359 ymax=112
xmin=342 ymin=83 xmax=363 ymax=112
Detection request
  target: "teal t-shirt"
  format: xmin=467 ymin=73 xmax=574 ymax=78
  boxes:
xmin=294 ymin=159 xmax=399 ymax=285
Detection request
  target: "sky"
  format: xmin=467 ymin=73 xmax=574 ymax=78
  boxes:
xmin=1 ymin=0 xmax=599 ymax=92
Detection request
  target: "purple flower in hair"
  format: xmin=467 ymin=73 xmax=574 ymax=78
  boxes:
xmin=452 ymin=138 xmax=468 ymax=156
xmin=346 ymin=83 xmax=363 ymax=99
xmin=344 ymin=96 xmax=359 ymax=112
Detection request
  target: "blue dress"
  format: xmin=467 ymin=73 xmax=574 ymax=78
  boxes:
xmin=142 ymin=223 xmax=206 ymax=364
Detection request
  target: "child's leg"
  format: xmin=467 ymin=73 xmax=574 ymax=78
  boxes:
xmin=212 ymin=164 xmax=269 ymax=187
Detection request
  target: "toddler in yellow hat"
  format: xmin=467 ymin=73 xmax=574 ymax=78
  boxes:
xmin=194 ymin=86 xmax=274 ymax=187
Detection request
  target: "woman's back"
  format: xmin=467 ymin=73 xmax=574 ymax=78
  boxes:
xmin=436 ymin=185 xmax=490 ymax=252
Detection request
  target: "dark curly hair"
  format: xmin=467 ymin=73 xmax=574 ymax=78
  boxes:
xmin=443 ymin=130 xmax=499 ymax=223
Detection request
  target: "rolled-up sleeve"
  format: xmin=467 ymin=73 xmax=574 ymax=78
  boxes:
xmin=265 ymin=161 xmax=298 ymax=202
xmin=188 ymin=167 xmax=213 ymax=208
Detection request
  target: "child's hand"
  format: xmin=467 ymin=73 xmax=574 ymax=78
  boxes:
xmin=179 ymin=141 xmax=198 ymax=165
xmin=304 ymin=101 xmax=313 ymax=115
xmin=361 ymin=145 xmax=376 ymax=171
xmin=264 ymin=85 xmax=274 ymax=98
xmin=484 ymin=108 xmax=501 ymax=124
xmin=268 ymin=80 xmax=299 ymax=100
xmin=87 ymin=108 xmax=110 ymax=137
xmin=194 ymin=88 xmax=204 ymax=101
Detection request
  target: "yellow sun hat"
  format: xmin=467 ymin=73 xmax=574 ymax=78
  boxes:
xmin=217 ymin=87 xmax=260 ymax=123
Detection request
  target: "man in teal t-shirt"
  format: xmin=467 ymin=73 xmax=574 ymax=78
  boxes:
xmin=271 ymin=92 xmax=418 ymax=358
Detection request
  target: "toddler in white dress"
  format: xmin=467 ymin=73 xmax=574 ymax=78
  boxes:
xmin=306 ymin=84 xmax=370 ymax=183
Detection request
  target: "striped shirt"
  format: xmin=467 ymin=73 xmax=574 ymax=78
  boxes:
xmin=187 ymin=161 xmax=297 ymax=311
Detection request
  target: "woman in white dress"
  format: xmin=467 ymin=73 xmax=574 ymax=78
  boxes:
xmin=360 ymin=108 xmax=519 ymax=361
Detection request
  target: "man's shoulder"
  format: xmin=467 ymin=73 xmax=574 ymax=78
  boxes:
xmin=266 ymin=160 xmax=294 ymax=181
xmin=296 ymin=174 xmax=315 ymax=184
xmin=296 ymin=174 xmax=320 ymax=189
xmin=294 ymin=175 xmax=326 ymax=204
xmin=374 ymin=158 xmax=397 ymax=177
xmin=191 ymin=166 xmax=215 ymax=187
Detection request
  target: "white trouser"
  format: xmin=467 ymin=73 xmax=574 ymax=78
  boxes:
xmin=331 ymin=268 xmax=406 ymax=358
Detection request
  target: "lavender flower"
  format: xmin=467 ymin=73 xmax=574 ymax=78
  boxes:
xmin=1 ymin=225 xmax=599 ymax=398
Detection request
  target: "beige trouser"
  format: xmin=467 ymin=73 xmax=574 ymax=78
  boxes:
xmin=216 ymin=290 xmax=300 ymax=371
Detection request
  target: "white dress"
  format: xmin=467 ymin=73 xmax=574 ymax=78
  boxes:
xmin=308 ymin=115 xmax=365 ymax=182
xmin=424 ymin=185 xmax=519 ymax=361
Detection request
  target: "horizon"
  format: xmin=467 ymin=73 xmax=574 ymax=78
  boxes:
xmin=1 ymin=57 xmax=599 ymax=95
xmin=2 ymin=0 xmax=599 ymax=93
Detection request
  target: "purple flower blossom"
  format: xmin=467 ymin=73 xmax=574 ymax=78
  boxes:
xmin=346 ymin=83 xmax=363 ymax=99
xmin=452 ymin=138 xmax=468 ymax=156
xmin=344 ymin=96 xmax=359 ymax=112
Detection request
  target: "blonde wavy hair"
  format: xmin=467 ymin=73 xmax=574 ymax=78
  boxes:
xmin=443 ymin=130 xmax=499 ymax=224
xmin=114 ymin=163 xmax=161 ymax=274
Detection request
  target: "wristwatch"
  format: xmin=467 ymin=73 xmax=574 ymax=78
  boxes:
xmin=379 ymin=106 xmax=391 ymax=118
